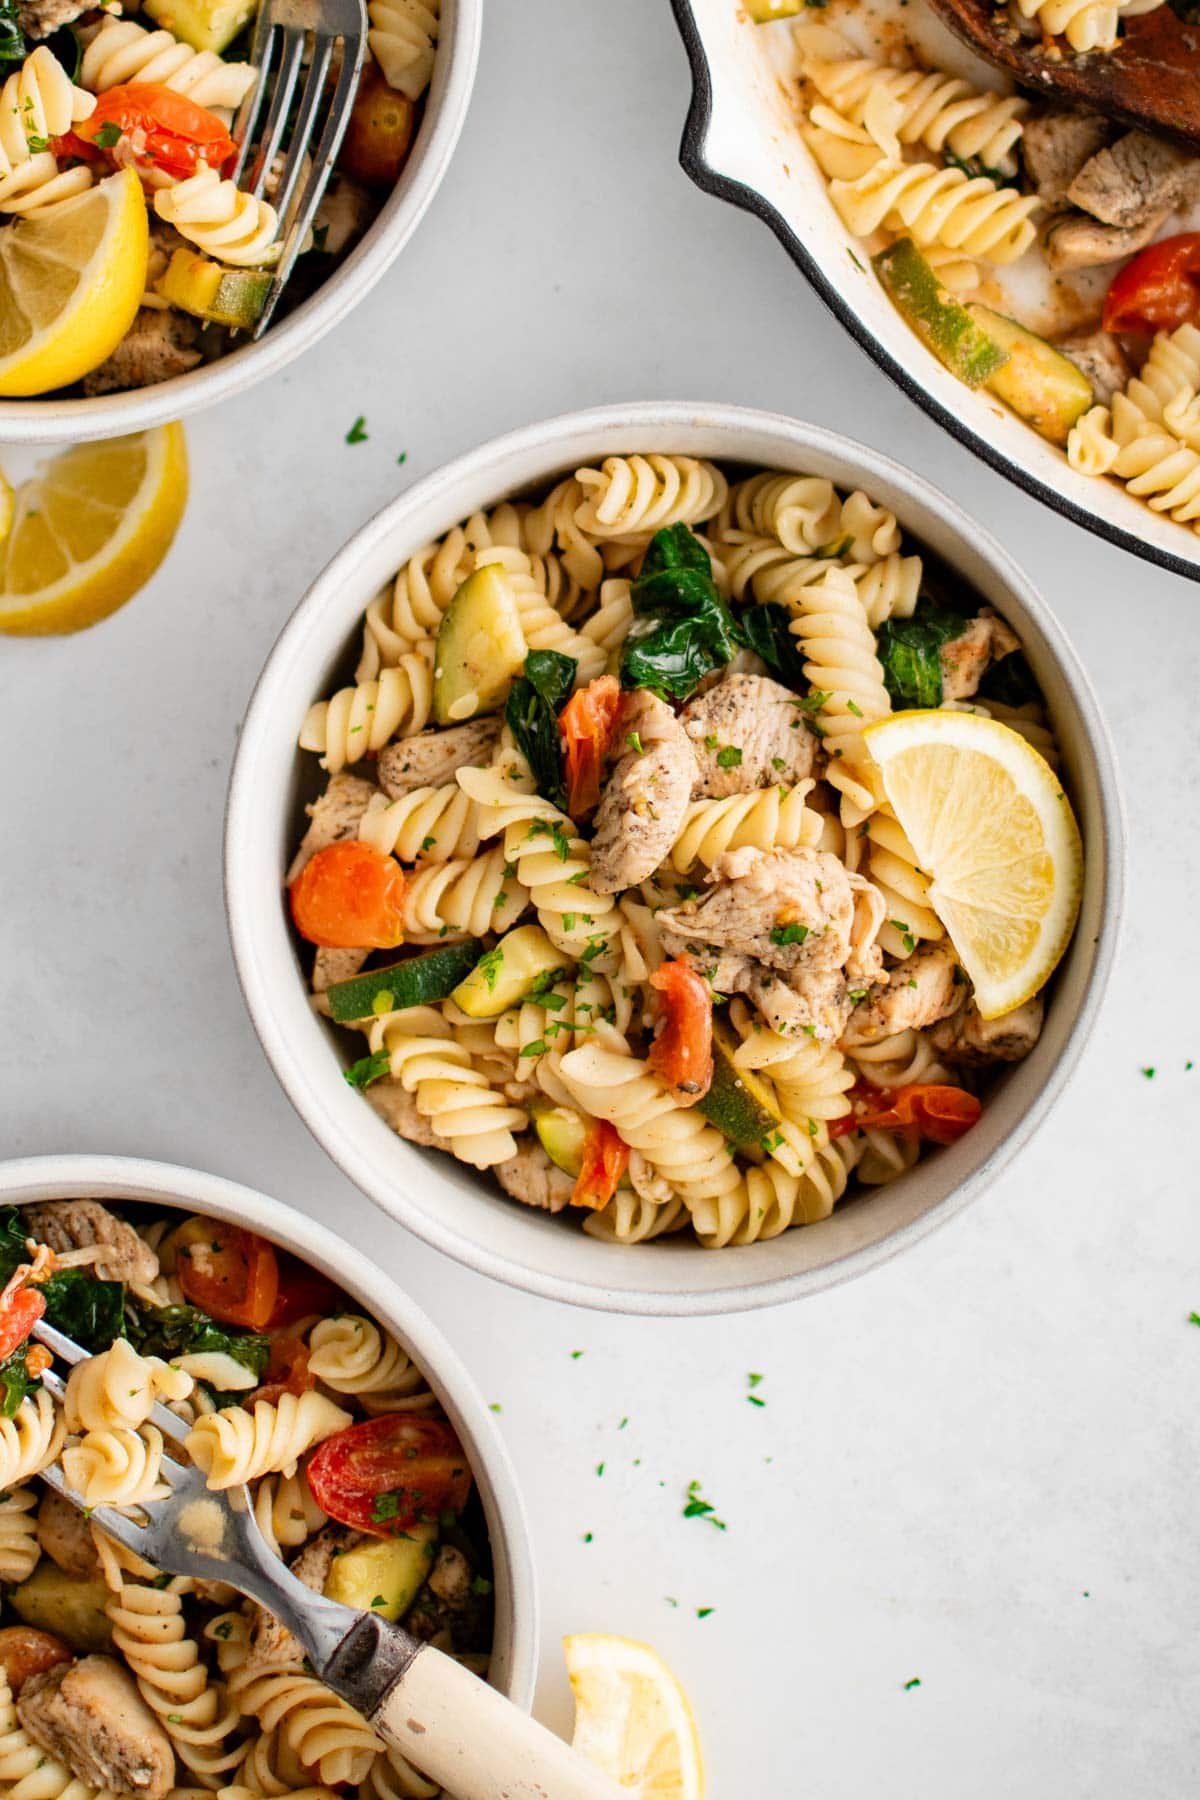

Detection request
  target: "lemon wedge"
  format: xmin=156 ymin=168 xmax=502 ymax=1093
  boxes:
xmin=0 ymin=169 xmax=148 ymax=397
xmin=865 ymin=709 xmax=1083 ymax=1018
xmin=0 ymin=425 xmax=188 ymax=635
xmin=0 ymin=470 xmax=12 ymax=548
xmin=565 ymin=1632 xmax=704 ymax=1799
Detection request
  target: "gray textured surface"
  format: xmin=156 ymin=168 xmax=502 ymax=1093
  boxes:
xmin=1 ymin=0 xmax=1197 ymax=1792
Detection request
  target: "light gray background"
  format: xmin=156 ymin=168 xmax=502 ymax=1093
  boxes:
xmin=2 ymin=1 xmax=1197 ymax=1792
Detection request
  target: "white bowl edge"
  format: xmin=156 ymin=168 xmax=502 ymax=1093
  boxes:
xmin=0 ymin=0 xmax=482 ymax=445
xmin=0 ymin=1152 xmax=538 ymax=1710
xmin=225 ymin=399 xmax=1126 ymax=1317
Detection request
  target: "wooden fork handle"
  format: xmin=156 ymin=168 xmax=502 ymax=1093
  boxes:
xmin=371 ymin=1643 xmax=622 ymax=1800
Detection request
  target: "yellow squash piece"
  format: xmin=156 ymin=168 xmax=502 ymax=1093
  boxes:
xmin=433 ymin=564 xmax=527 ymax=724
xmin=0 ymin=170 xmax=148 ymax=398
xmin=865 ymin=709 xmax=1083 ymax=1018
xmin=0 ymin=425 xmax=188 ymax=636
xmin=143 ymin=0 xmax=255 ymax=54
xmin=323 ymin=1523 xmax=438 ymax=1623
xmin=565 ymin=1632 xmax=704 ymax=1800
xmin=155 ymin=249 xmax=271 ymax=330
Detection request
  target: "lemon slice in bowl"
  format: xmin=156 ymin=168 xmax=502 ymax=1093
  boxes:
xmin=865 ymin=709 xmax=1083 ymax=1019
xmin=565 ymin=1632 xmax=704 ymax=1798
xmin=0 ymin=425 xmax=188 ymax=636
xmin=0 ymin=168 xmax=148 ymax=398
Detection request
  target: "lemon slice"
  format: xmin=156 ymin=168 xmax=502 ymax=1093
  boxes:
xmin=865 ymin=709 xmax=1082 ymax=1018
xmin=565 ymin=1633 xmax=704 ymax=1799
xmin=0 ymin=470 xmax=12 ymax=548
xmin=0 ymin=168 xmax=148 ymax=397
xmin=0 ymin=424 xmax=188 ymax=635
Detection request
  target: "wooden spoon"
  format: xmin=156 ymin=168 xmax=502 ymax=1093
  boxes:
xmin=925 ymin=0 xmax=1200 ymax=149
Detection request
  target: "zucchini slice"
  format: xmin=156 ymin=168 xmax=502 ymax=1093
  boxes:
xmin=326 ymin=940 xmax=482 ymax=1022
xmin=534 ymin=1104 xmax=632 ymax=1189
xmin=873 ymin=238 xmax=1009 ymax=389
xmin=966 ymin=304 xmax=1093 ymax=445
xmin=155 ymin=249 xmax=271 ymax=329
xmin=696 ymin=1017 xmax=786 ymax=1161
xmin=323 ymin=1524 xmax=438 ymax=1622
xmin=433 ymin=565 xmax=527 ymax=725
xmin=451 ymin=925 xmax=568 ymax=1019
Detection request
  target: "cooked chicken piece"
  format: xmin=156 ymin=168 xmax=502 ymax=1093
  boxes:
xmin=377 ymin=720 xmax=501 ymax=800
xmin=406 ymin=1546 xmax=491 ymax=1654
xmin=841 ymin=944 xmax=962 ymax=1048
xmin=428 ymin=1545 xmax=472 ymax=1605
xmin=1054 ymin=330 xmax=1131 ymax=408
xmin=494 ymin=1142 xmax=574 ymax=1214
xmin=366 ymin=1076 xmax=440 ymax=1147
xmin=1020 ymin=111 xmax=1110 ymax=210
xmin=312 ymin=946 xmax=369 ymax=993
xmin=246 ymin=1527 xmax=350 ymax=1672
xmin=939 ymin=609 xmax=1021 ymax=702
xmin=81 ymin=309 xmax=202 ymax=397
xmin=591 ymin=691 xmax=697 ymax=895
xmin=18 ymin=1657 xmax=174 ymax=1800
xmin=679 ymin=675 xmax=818 ymax=798
xmin=931 ymin=996 xmax=1044 ymax=1065
xmin=36 ymin=1492 xmax=100 ymax=1580
xmin=312 ymin=173 xmax=374 ymax=258
xmin=659 ymin=846 xmax=861 ymax=1041
xmin=1044 ymin=210 xmax=1166 ymax=273
xmin=286 ymin=771 xmax=379 ymax=881
xmin=17 ymin=0 xmax=87 ymax=38
xmin=1067 ymin=132 xmax=1200 ymax=230
xmin=22 ymin=1201 xmax=157 ymax=1288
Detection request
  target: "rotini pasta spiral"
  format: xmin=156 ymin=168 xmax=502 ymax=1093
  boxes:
xmin=1012 ymin=0 xmax=1132 ymax=52
xmin=154 ymin=167 xmax=280 ymax=268
xmin=579 ymin=578 xmax=634 ymax=655
xmin=573 ymin=455 xmax=727 ymax=539
xmin=0 ymin=1487 xmax=38 ymax=1583
xmin=358 ymin=1745 xmax=439 ymax=1800
xmin=0 ymin=1674 xmax=94 ymax=1800
xmin=828 ymin=158 xmax=1038 ymax=265
xmin=227 ymin=1666 xmax=382 ymax=1787
xmin=399 ymin=847 xmax=528 ymax=943
xmin=786 ymin=566 xmax=891 ymax=822
xmin=358 ymin=786 xmax=481 ymax=864
xmin=253 ymin=1469 xmax=327 ymax=1556
xmin=299 ymin=652 xmax=435 ymax=772
xmin=729 ymin=999 xmax=855 ymax=1128
xmin=0 ymin=48 xmax=95 ymax=216
xmin=307 ymin=1315 xmax=435 ymax=1413
xmin=714 ymin=471 xmax=841 ymax=555
xmin=367 ymin=0 xmax=439 ymax=100
xmin=864 ymin=810 xmax=945 ymax=958
xmin=846 ymin=1027 xmax=951 ymax=1089
xmin=81 ymin=18 xmax=256 ymax=110
xmin=367 ymin=1004 xmax=528 ymax=1167
xmin=0 ymin=1387 xmax=65 ymax=1490
xmin=108 ymin=1580 xmax=244 ymax=1782
xmin=356 ymin=535 xmax=471 ymax=679
xmin=803 ymin=54 xmax=1027 ymax=176
xmin=524 ymin=478 xmax=605 ymax=589
xmin=185 ymin=1392 xmax=352 ymax=1489
xmin=63 ymin=1423 xmax=166 ymax=1507
xmin=64 ymin=1335 xmax=192 ymax=1432
xmin=582 ymin=1190 xmax=690 ymax=1245
xmin=669 ymin=782 xmax=822 ymax=872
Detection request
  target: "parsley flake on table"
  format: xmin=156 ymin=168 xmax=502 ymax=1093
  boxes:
xmin=1141 ymin=1067 xmax=1155 ymax=1079
xmin=488 ymin=1402 xmax=503 ymax=1413
xmin=683 ymin=1479 xmax=726 ymax=1530
xmin=583 ymin=1532 xmax=593 ymax=1543
xmin=903 ymin=1678 xmax=921 ymax=1691
xmin=571 ymin=1349 xmax=585 ymax=1360
xmin=345 ymin=415 xmax=369 ymax=444
xmin=595 ymin=1463 xmax=605 ymax=1477
xmin=696 ymin=1607 xmax=715 ymax=1620
xmin=1189 ymin=1313 xmax=1200 ymax=1328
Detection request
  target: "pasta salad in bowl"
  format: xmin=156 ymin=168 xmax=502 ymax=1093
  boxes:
xmin=0 ymin=0 xmax=480 ymax=439
xmin=225 ymin=402 xmax=1122 ymax=1314
xmin=671 ymin=0 xmax=1200 ymax=579
xmin=0 ymin=1154 xmax=536 ymax=1798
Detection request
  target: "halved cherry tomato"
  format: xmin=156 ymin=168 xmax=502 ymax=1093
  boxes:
xmin=307 ymin=1415 xmax=473 ymax=1538
xmin=571 ymin=1120 xmax=629 ymax=1211
xmin=62 ymin=84 xmax=236 ymax=182
xmin=0 ymin=1287 xmax=44 ymax=1363
xmin=289 ymin=841 xmax=406 ymax=951
xmin=266 ymin=1253 xmax=345 ymax=1328
xmin=253 ymin=1334 xmax=314 ymax=1406
xmin=560 ymin=675 xmax=622 ymax=815
xmin=647 ymin=958 xmax=714 ymax=1102
xmin=830 ymin=1081 xmax=981 ymax=1145
xmin=175 ymin=1217 xmax=280 ymax=1331
xmin=1103 ymin=233 xmax=1200 ymax=336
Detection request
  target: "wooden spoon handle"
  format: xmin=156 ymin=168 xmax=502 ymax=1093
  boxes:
xmin=372 ymin=1642 xmax=622 ymax=1800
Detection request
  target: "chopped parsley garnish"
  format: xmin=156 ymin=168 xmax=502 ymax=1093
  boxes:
xmin=345 ymin=415 xmax=369 ymax=444
xmin=1141 ymin=1067 xmax=1155 ymax=1079
xmin=475 ymin=944 xmax=504 ymax=992
xmin=570 ymin=1350 xmax=585 ymax=1360
xmin=345 ymin=1048 xmax=391 ymax=1089
xmin=715 ymin=744 xmax=742 ymax=769
xmin=770 ymin=921 xmax=809 ymax=947
xmin=626 ymin=730 xmax=644 ymax=754
xmin=471 ymin=1575 xmax=492 ymax=1596
xmin=903 ymin=1677 xmax=921 ymax=1691
xmin=420 ymin=835 xmax=436 ymax=852
xmin=696 ymin=1607 xmax=715 ymax=1619
xmin=683 ymin=1479 xmax=726 ymax=1530
xmin=93 ymin=121 xmax=122 ymax=149
xmin=595 ymin=1462 xmax=605 ymax=1477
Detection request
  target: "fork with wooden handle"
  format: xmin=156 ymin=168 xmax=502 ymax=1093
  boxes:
xmin=32 ymin=1320 xmax=621 ymax=1800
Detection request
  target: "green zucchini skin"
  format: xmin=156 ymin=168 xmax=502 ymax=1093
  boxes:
xmin=873 ymin=238 xmax=1009 ymax=389
xmin=967 ymin=304 xmax=1093 ymax=445
xmin=326 ymin=940 xmax=483 ymax=1022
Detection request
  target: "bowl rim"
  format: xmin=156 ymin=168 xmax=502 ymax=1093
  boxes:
xmin=225 ymin=398 xmax=1126 ymax=1316
xmin=0 ymin=1151 xmax=539 ymax=1708
xmin=0 ymin=0 xmax=482 ymax=444
xmin=667 ymin=0 xmax=1200 ymax=587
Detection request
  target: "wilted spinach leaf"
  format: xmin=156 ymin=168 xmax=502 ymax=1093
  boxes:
xmin=876 ymin=598 xmax=969 ymax=708
xmin=0 ymin=1210 xmax=28 ymax=1286
xmin=128 ymin=1304 xmax=270 ymax=1378
xmin=736 ymin=602 xmax=809 ymax=691
xmin=621 ymin=525 xmax=740 ymax=701
xmin=0 ymin=1 xmax=26 ymax=66
xmin=505 ymin=649 xmax=576 ymax=810
xmin=977 ymin=648 xmax=1039 ymax=709
xmin=41 ymin=1269 xmax=126 ymax=1352
xmin=0 ymin=1346 xmax=38 ymax=1418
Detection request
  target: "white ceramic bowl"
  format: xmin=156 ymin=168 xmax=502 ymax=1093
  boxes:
xmin=670 ymin=0 xmax=1200 ymax=584
xmin=0 ymin=0 xmax=481 ymax=445
xmin=225 ymin=400 xmax=1124 ymax=1316
xmin=0 ymin=1152 xmax=537 ymax=1709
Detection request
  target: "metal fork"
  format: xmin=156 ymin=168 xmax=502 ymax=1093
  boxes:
xmin=33 ymin=1320 xmax=619 ymax=1800
xmin=229 ymin=0 xmax=368 ymax=338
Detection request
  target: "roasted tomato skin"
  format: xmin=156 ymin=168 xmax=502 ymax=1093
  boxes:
xmin=647 ymin=958 xmax=714 ymax=1103
xmin=266 ymin=1253 xmax=344 ymax=1327
xmin=289 ymin=841 xmax=406 ymax=951
xmin=572 ymin=1120 xmax=629 ymax=1210
xmin=560 ymin=676 xmax=622 ymax=816
xmin=174 ymin=1217 xmax=280 ymax=1331
xmin=1103 ymin=233 xmax=1200 ymax=335
xmin=64 ymin=84 xmax=237 ymax=181
xmin=306 ymin=1415 xmax=473 ymax=1539
xmin=830 ymin=1081 xmax=981 ymax=1145
xmin=0 ymin=1287 xmax=45 ymax=1363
